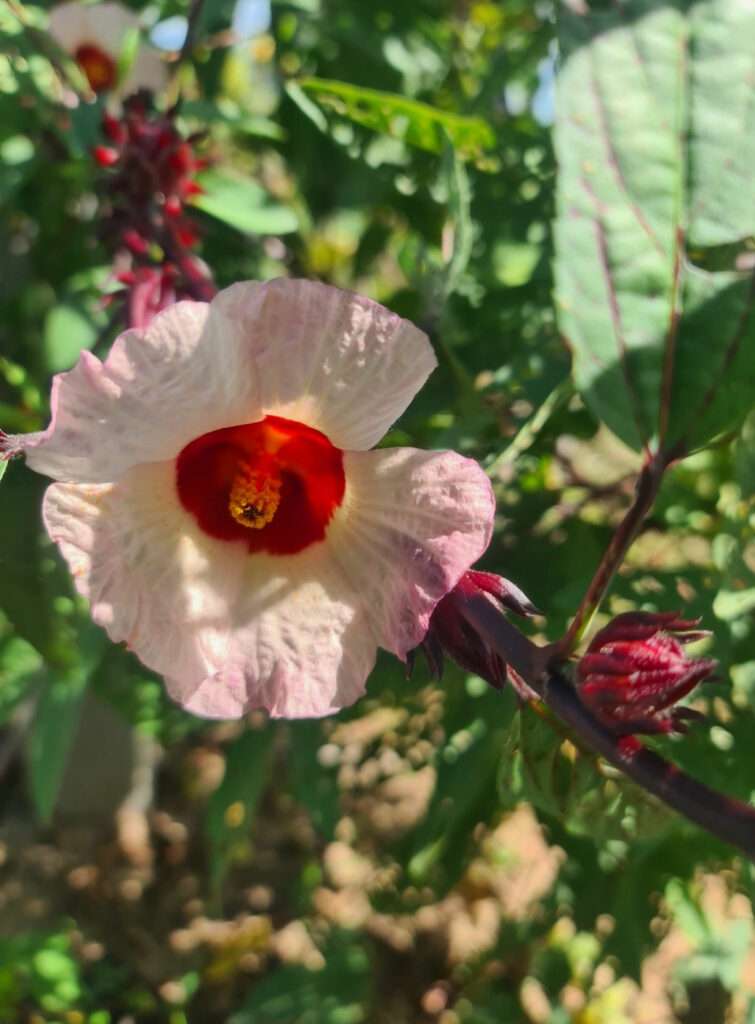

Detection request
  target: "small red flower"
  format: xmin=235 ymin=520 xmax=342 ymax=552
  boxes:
xmin=577 ymin=611 xmax=717 ymax=737
xmin=421 ymin=570 xmax=539 ymax=694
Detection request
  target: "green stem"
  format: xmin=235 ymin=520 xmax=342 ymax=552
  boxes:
xmin=486 ymin=377 xmax=573 ymax=477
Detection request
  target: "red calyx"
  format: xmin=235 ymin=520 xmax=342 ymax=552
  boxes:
xmin=577 ymin=611 xmax=717 ymax=737
xmin=419 ymin=570 xmax=539 ymax=694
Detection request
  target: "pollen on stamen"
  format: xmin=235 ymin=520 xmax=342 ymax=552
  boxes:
xmin=228 ymin=464 xmax=281 ymax=530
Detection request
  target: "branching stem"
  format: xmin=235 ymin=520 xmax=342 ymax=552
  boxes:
xmin=461 ymin=594 xmax=755 ymax=861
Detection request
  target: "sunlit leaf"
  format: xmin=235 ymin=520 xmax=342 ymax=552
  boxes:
xmin=193 ymin=169 xmax=299 ymax=235
xmin=291 ymin=77 xmax=495 ymax=163
xmin=43 ymin=303 xmax=97 ymax=373
xmin=555 ymin=0 xmax=755 ymax=455
xmin=441 ymin=140 xmax=474 ymax=298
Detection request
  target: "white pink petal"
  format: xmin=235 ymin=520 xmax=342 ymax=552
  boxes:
xmin=329 ymin=448 xmax=496 ymax=658
xmin=211 ymin=279 xmax=437 ymax=450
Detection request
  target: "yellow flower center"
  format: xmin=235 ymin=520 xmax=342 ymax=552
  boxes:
xmin=228 ymin=462 xmax=282 ymax=529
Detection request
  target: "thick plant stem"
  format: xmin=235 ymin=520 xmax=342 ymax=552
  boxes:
xmin=558 ymin=449 xmax=668 ymax=655
xmin=461 ymin=594 xmax=755 ymax=862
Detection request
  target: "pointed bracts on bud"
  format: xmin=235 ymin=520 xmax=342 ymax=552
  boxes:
xmin=577 ymin=611 xmax=717 ymax=737
xmin=419 ymin=570 xmax=539 ymax=691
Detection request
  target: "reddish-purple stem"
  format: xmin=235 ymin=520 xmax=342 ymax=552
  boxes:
xmin=461 ymin=595 xmax=755 ymax=861
xmin=558 ymin=449 xmax=669 ymax=656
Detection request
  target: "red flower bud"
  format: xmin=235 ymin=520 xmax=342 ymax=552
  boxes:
xmin=577 ymin=611 xmax=717 ymax=737
xmin=163 ymin=195 xmax=182 ymax=217
xmin=419 ymin=570 xmax=539 ymax=694
xmin=93 ymin=145 xmax=120 ymax=167
xmin=102 ymin=111 xmax=126 ymax=145
xmin=167 ymin=143 xmax=194 ymax=175
xmin=174 ymin=224 xmax=199 ymax=248
xmin=122 ymin=229 xmax=149 ymax=255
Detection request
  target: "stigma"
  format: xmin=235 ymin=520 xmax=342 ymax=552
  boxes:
xmin=228 ymin=463 xmax=281 ymax=529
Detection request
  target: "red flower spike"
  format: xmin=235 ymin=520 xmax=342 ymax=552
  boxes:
xmin=419 ymin=570 xmax=539 ymax=693
xmin=93 ymin=92 xmax=216 ymax=328
xmin=577 ymin=611 xmax=717 ymax=738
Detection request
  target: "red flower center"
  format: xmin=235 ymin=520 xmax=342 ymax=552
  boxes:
xmin=74 ymin=43 xmax=117 ymax=92
xmin=176 ymin=415 xmax=345 ymax=556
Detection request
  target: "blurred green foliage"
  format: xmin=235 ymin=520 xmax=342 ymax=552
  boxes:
xmin=0 ymin=0 xmax=753 ymax=1021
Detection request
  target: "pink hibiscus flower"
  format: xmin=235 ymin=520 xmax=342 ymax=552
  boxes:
xmin=2 ymin=280 xmax=495 ymax=719
xmin=48 ymin=1 xmax=167 ymax=97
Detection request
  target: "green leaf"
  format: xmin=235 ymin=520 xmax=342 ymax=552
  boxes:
xmin=115 ymin=26 xmax=140 ymax=89
xmin=0 ymin=634 xmax=43 ymax=726
xmin=193 ymin=169 xmax=299 ymax=236
xmin=291 ymin=77 xmax=495 ymax=163
xmin=43 ymin=303 xmax=98 ymax=373
xmin=0 ymin=469 xmax=57 ymax=658
xmin=441 ymin=140 xmax=474 ymax=298
xmin=287 ymin=720 xmax=340 ymax=840
xmin=179 ymin=100 xmax=285 ymax=140
xmin=0 ymin=134 xmax=34 ymax=201
xmin=25 ymin=627 xmax=105 ymax=823
xmin=499 ymin=708 xmax=673 ymax=844
xmin=405 ymin=684 xmax=517 ymax=892
xmin=555 ymin=0 xmax=755 ymax=455
xmin=229 ymin=930 xmax=371 ymax=1024
xmin=205 ymin=724 xmax=275 ymax=889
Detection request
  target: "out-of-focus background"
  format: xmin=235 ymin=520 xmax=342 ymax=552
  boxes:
xmin=1 ymin=0 xmax=754 ymax=1021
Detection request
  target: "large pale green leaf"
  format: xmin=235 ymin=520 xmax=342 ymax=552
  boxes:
xmin=555 ymin=0 xmax=755 ymax=455
xmin=290 ymin=77 xmax=495 ymax=163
